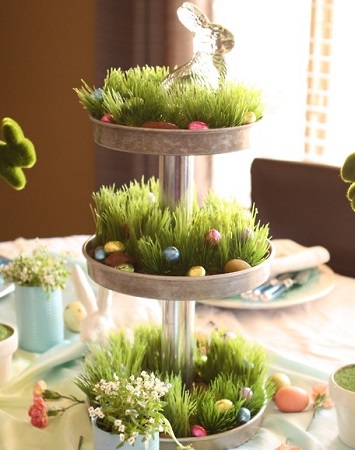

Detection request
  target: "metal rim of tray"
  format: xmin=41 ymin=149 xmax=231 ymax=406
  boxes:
xmin=160 ymin=403 xmax=266 ymax=450
xmin=83 ymin=236 xmax=274 ymax=301
xmin=90 ymin=117 xmax=259 ymax=155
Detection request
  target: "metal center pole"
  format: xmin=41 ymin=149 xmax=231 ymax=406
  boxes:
xmin=159 ymin=154 xmax=195 ymax=387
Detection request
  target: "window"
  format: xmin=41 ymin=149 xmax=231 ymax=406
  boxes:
xmin=211 ymin=0 xmax=355 ymax=205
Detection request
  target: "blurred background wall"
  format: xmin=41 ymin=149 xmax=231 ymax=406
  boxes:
xmin=0 ymin=0 xmax=212 ymax=241
xmin=0 ymin=1 xmax=96 ymax=240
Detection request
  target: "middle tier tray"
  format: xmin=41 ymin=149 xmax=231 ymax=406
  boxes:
xmin=83 ymin=236 xmax=274 ymax=301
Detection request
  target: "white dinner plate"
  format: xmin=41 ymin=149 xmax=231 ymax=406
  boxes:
xmin=198 ymin=264 xmax=336 ymax=309
xmin=0 ymin=278 xmax=14 ymax=298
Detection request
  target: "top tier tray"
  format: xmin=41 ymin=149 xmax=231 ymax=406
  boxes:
xmin=90 ymin=117 xmax=258 ymax=155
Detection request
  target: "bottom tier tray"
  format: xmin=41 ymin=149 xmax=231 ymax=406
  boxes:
xmin=160 ymin=404 xmax=266 ymax=450
xmin=83 ymin=236 xmax=274 ymax=301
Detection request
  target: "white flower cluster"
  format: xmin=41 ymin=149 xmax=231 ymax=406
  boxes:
xmin=89 ymin=371 xmax=171 ymax=447
xmin=0 ymin=244 xmax=69 ymax=295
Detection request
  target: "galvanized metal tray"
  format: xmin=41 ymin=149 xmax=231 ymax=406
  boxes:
xmin=90 ymin=117 xmax=259 ymax=155
xmin=83 ymin=236 xmax=273 ymax=301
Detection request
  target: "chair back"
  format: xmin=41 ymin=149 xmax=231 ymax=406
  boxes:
xmin=251 ymin=158 xmax=355 ymax=277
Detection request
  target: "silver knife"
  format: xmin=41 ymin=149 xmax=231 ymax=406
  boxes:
xmin=240 ymin=272 xmax=294 ymax=300
xmin=259 ymin=268 xmax=314 ymax=301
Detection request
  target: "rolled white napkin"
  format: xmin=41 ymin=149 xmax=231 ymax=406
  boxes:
xmin=270 ymin=239 xmax=330 ymax=276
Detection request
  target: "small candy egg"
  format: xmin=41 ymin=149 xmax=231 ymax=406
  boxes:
xmin=104 ymin=252 xmax=135 ymax=268
xmin=242 ymin=111 xmax=257 ymax=124
xmin=101 ymin=113 xmax=115 ymax=123
xmin=240 ymin=387 xmax=253 ymax=401
xmin=274 ymin=386 xmax=310 ymax=413
xmin=90 ymin=88 xmax=103 ymax=100
xmin=94 ymin=246 xmax=106 ymax=261
xmin=104 ymin=241 xmax=125 ymax=253
xmin=268 ymin=372 xmax=292 ymax=396
xmin=191 ymin=424 xmax=207 ymax=437
xmin=115 ymin=263 xmax=134 ymax=272
xmin=205 ymin=229 xmax=221 ymax=246
xmin=188 ymin=121 xmax=209 ymax=130
xmin=162 ymin=246 xmax=180 ymax=264
xmin=239 ymin=227 xmax=255 ymax=242
xmin=236 ymin=407 xmax=251 ymax=424
xmin=147 ymin=192 xmax=156 ymax=204
xmin=63 ymin=301 xmax=87 ymax=333
xmin=187 ymin=266 xmax=206 ymax=277
xmin=215 ymin=399 xmax=233 ymax=412
xmin=224 ymin=259 xmax=251 ymax=273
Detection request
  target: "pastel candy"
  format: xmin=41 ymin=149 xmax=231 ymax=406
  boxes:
xmin=104 ymin=241 xmax=125 ymax=253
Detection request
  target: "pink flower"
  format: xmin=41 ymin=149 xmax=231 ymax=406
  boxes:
xmin=28 ymin=397 xmax=48 ymax=428
xmin=33 ymin=380 xmax=47 ymax=398
xmin=311 ymin=383 xmax=332 ymax=410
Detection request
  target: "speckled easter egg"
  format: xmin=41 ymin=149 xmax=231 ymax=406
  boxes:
xmin=242 ymin=111 xmax=256 ymax=124
xmin=224 ymin=259 xmax=251 ymax=273
xmin=188 ymin=121 xmax=209 ymax=130
xmin=187 ymin=266 xmax=206 ymax=277
xmin=274 ymin=386 xmax=309 ymax=413
xmin=215 ymin=399 xmax=233 ymax=412
xmin=205 ymin=229 xmax=221 ymax=246
xmin=116 ymin=263 xmax=134 ymax=272
xmin=240 ymin=387 xmax=253 ymax=401
xmin=104 ymin=241 xmax=125 ymax=253
xmin=101 ymin=113 xmax=114 ymax=123
xmin=191 ymin=424 xmax=207 ymax=437
xmin=162 ymin=246 xmax=180 ymax=264
xmin=239 ymin=227 xmax=255 ymax=242
xmin=63 ymin=301 xmax=87 ymax=333
xmin=268 ymin=372 xmax=292 ymax=396
xmin=237 ymin=407 xmax=251 ymax=423
xmin=94 ymin=246 xmax=106 ymax=261
xmin=104 ymin=252 xmax=135 ymax=267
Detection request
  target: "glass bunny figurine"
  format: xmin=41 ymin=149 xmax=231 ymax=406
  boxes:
xmin=164 ymin=2 xmax=235 ymax=90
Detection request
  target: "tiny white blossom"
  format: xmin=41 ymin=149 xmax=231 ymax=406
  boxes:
xmin=128 ymin=436 xmax=136 ymax=445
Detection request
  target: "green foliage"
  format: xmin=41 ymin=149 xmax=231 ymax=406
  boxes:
xmin=191 ymin=379 xmax=244 ymax=434
xmin=90 ymin=177 xmax=270 ymax=275
xmin=74 ymin=66 xmax=264 ymax=128
xmin=74 ymin=327 xmax=151 ymax=404
xmin=163 ymin=374 xmax=197 ymax=437
xmin=74 ymin=325 xmax=274 ymax=439
xmin=341 ymin=152 xmax=355 ymax=211
xmin=0 ymin=117 xmax=36 ymax=190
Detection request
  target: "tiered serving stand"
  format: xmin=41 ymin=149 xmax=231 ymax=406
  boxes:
xmin=83 ymin=118 xmax=273 ymax=449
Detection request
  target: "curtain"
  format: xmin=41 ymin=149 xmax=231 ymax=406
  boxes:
xmin=95 ymin=0 xmax=213 ymax=198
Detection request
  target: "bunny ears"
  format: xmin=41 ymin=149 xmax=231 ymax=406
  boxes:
xmin=164 ymin=2 xmax=234 ymax=90
xmin=177 ymin=2 xmax=211 ymax=32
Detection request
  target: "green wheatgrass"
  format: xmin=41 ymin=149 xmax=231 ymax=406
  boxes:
xmin=0 ymin=324 xmax=13 ymax=341
xmin=334 ymin=365 xmax=355 ymax=392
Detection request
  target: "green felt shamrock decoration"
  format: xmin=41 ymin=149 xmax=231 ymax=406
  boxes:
xmin=0 ymin=117 xmax=36 ymax=190
xmin=340 ymin=152 xmax=355 ymax=211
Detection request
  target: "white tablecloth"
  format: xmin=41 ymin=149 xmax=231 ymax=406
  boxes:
xmin=0 ymin=235 xmax=354 ymax=450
